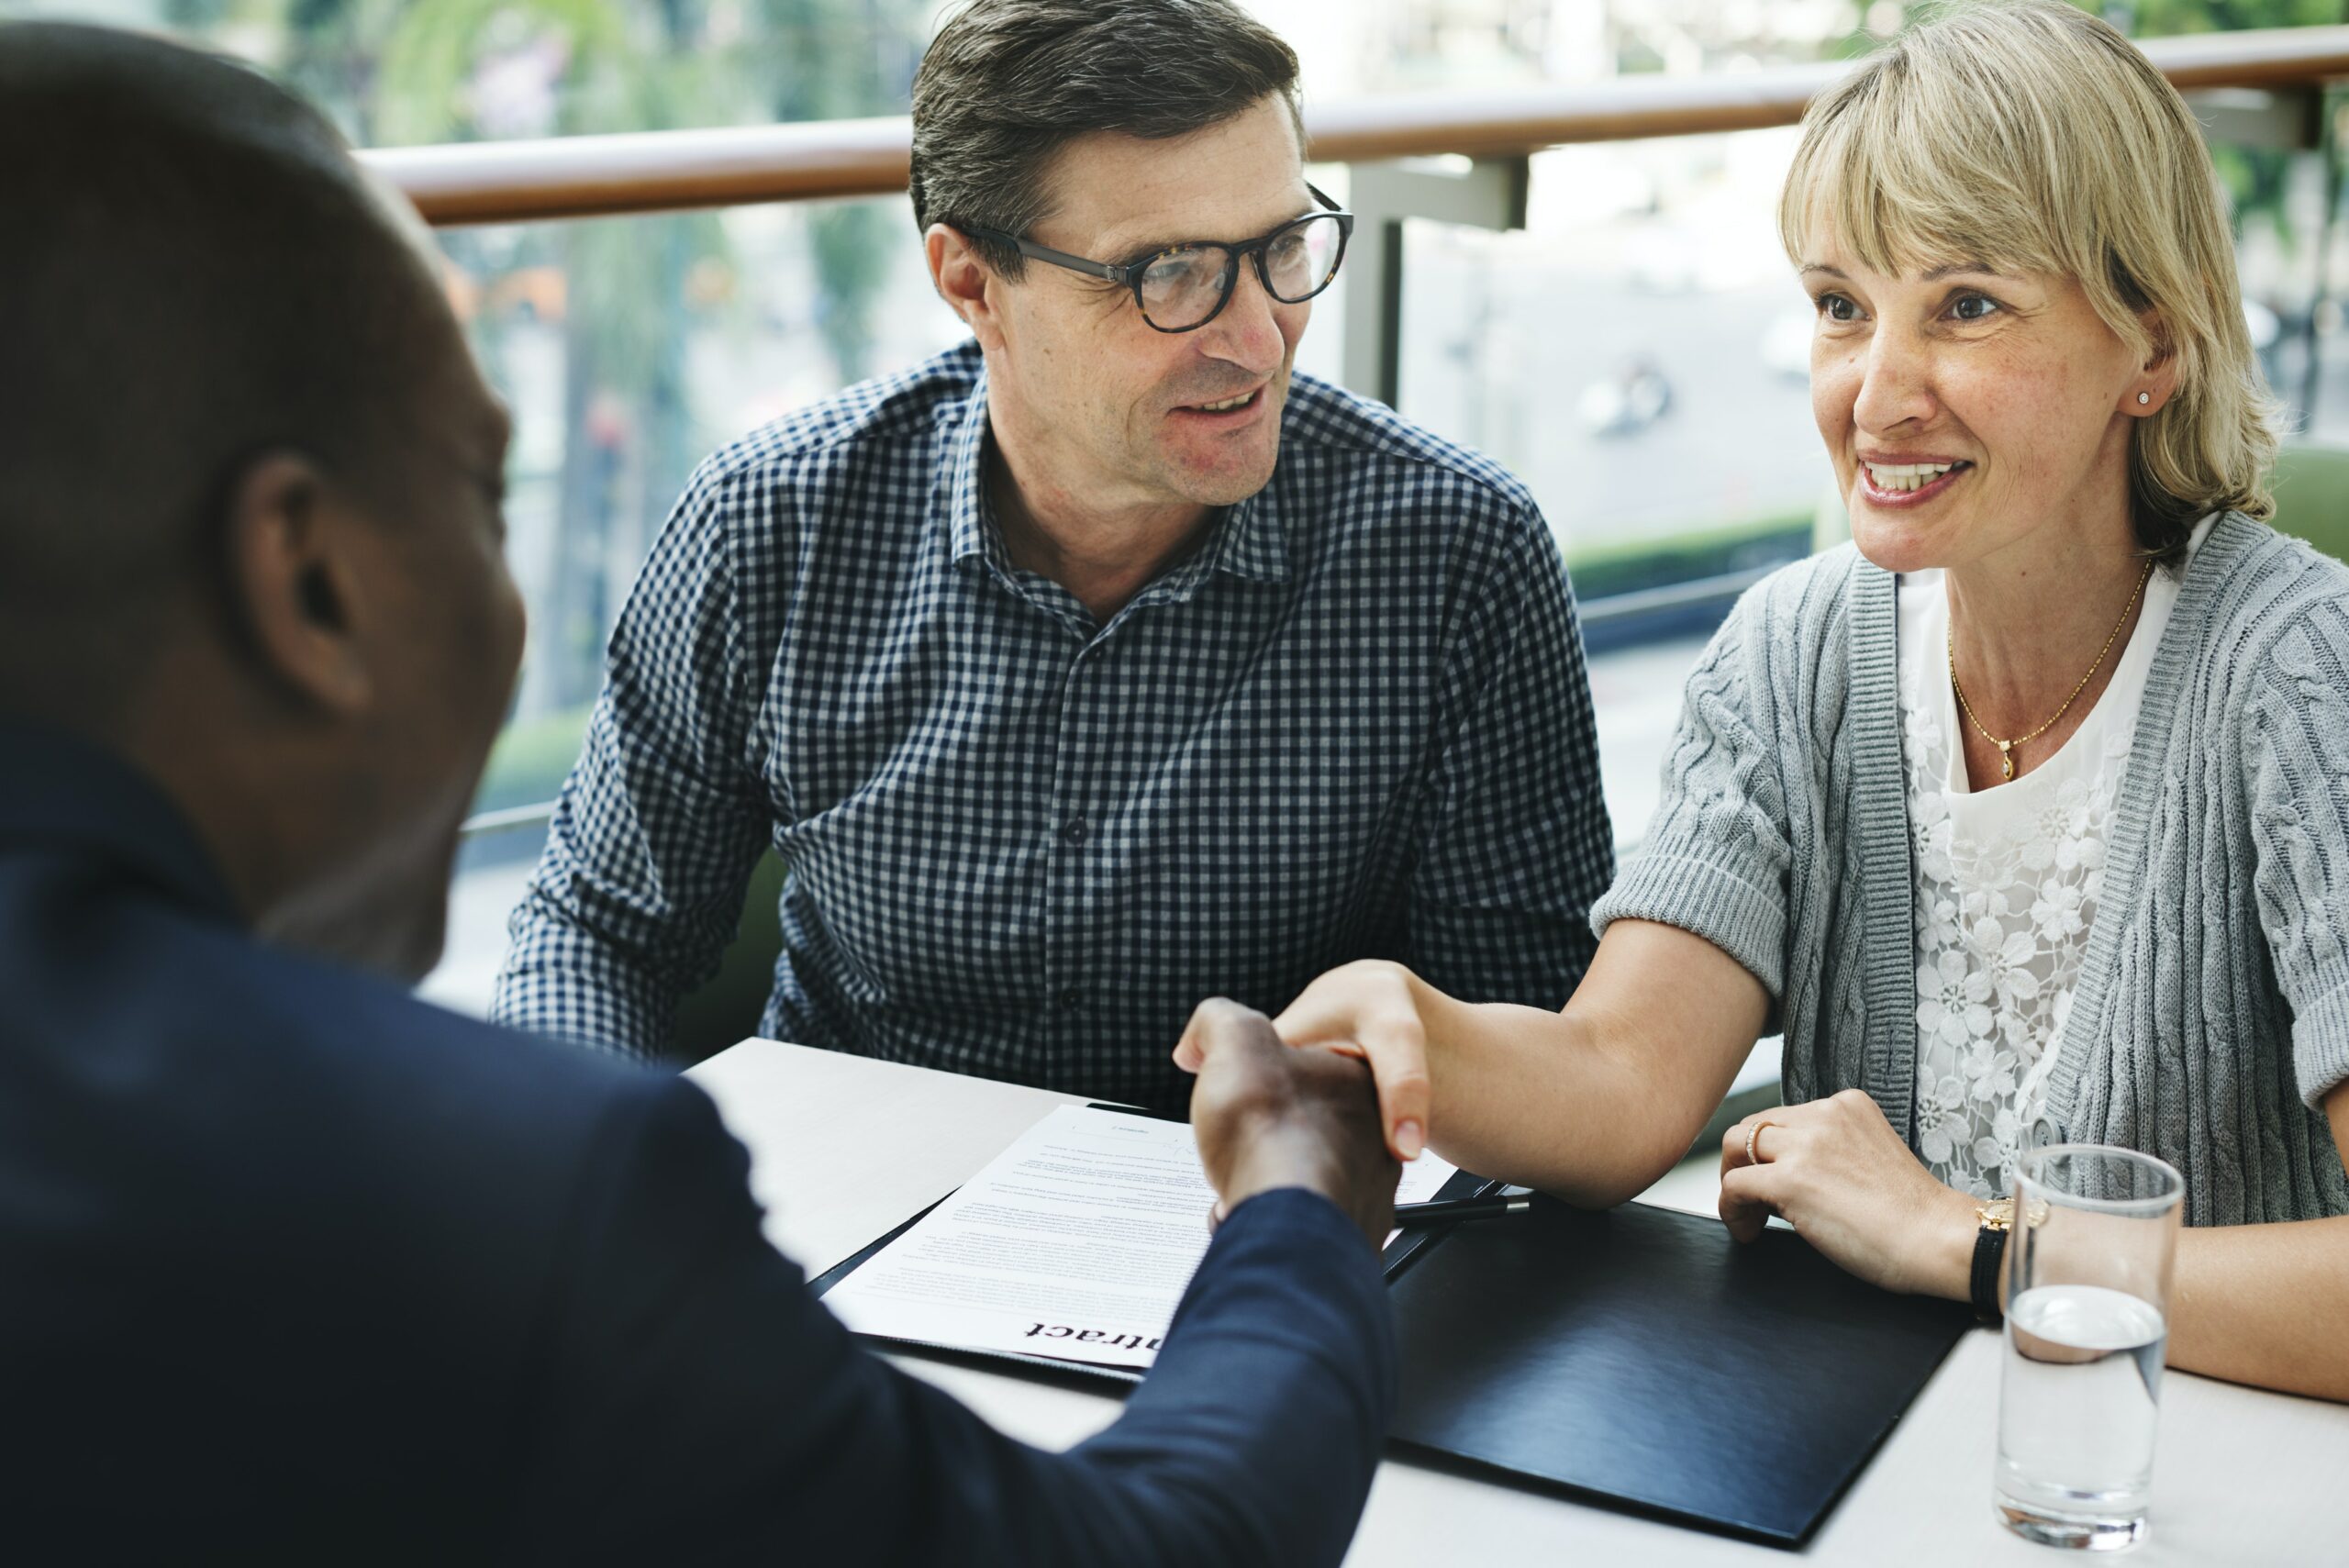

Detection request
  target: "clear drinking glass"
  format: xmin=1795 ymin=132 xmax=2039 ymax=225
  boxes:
xmin=1995 ymin=1144 xmax=2184 ymax=1551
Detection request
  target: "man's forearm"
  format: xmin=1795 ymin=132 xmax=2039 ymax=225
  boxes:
xmin=490 ymin=882 xmax=688 ymax=1061
xmin=1063 ymin=1187 xmax=1395 ymax=1568
xmin=781 ymin=1189 xmax=1397 ymax=1568
xmin=524 ymin=1084 xmax=1393 ymax=1565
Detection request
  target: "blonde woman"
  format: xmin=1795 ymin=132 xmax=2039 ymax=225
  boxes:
xmin=1190 ymin=0 xmax=2349 ymax=1400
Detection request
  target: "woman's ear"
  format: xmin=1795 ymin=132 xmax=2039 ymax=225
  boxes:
xmin=2128 ymin=310 xmax=2180 ymax=416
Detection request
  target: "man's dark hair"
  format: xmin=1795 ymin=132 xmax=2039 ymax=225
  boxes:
xmin=0 ymin=23 xmax=451 ymax=719
xmin=909 ymin=0 xmax=1303 ymax=277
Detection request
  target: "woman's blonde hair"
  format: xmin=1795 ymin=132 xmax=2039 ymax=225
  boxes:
xmin=1778 ymin=0 xmax=2280 ymax=555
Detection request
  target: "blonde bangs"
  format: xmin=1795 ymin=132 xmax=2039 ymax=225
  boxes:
xmin=1778 ymin=1 xmax=2280 ymax=541
xmin=1778 ymin=58 xmax=2069 ymax=296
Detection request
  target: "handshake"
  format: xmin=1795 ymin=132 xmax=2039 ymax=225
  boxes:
xmin=1174 ymin=999 xmax=1401 ymax=1249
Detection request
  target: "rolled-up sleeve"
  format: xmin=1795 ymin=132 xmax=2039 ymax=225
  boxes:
xmin=491 ymin=462 xmax=775 ymax=1062
xmin=1405 ymin=506 xmax=1614 ymax=1008
xmin=2242 ymin=598 xmax=2349 ymax=1109
xmin=1589 ymin=592 xmax=1795 ymax=1003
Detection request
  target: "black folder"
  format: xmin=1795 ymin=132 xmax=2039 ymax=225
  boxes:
xmin=814 ymin=1151 xmax=1972 ymax=1547
xmin=1381 ymin=1196 xmax=1973 ymax=1546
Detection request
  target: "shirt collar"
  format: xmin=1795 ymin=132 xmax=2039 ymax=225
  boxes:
xmin=1205 ymin=490 xmax=1289 ymax=585
xmin=943 ymin=369 xmax=999 ymax=573
xmin=0 ymin=717 xmax=241 ymax=924
xmin=941 ymin=362 xmax=1293 ymax=592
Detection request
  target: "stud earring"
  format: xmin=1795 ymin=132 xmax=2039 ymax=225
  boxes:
xmin=2137 ymin=392 xmax=2152 ymax=406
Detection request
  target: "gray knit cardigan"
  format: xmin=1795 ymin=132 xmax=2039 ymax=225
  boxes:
xmin=1591 ymin=513 xmax=2349 ymax=1225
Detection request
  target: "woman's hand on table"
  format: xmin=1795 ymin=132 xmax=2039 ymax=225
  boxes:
xmin=1720 ymin=1090 xmax=1978 ymax=1298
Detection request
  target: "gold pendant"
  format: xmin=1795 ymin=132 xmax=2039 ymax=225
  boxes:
xmin=1998 ymin=741 xmax=2015 ymax=781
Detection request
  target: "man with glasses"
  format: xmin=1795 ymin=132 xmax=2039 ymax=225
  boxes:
xmin=495 ymin=0 xmax=1614 ymax=1125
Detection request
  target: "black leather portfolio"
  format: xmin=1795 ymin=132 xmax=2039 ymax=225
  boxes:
xmin=1383 ymin=1197 xmax=1974 ymax=1546
xmin=815 ymin=1155 xmax=1973 ymax=1547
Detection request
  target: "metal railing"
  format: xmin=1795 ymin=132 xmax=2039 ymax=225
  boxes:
xmin=403 ymin=27 xmax=2349 ymax=839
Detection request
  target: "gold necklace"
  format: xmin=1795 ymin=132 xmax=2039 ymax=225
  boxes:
xmin=1947 ymin=558 xmax=2154 ymax=782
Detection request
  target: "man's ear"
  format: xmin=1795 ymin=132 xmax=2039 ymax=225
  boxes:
xmin=219 ymin=451 xmax=373 ymax=715
xmin=925 ymin=224 xmax=1008 ymax=350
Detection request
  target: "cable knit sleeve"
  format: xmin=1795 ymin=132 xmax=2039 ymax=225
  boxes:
xmin=2243 ymin=593 xmax=2349 ymax=1110
xmin=1590 ymin=581 xmax=1797 ymax=1001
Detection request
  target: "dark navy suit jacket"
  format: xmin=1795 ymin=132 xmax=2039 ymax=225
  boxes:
xmin=0 ymin=722 xmax=1396 ymax=1564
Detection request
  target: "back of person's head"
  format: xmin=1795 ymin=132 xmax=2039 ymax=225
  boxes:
xmin=908 ymin=0 xmax=1302 ymax=276
xmin=1778 ymin=0 xmax=2279 ymax=557
xmin=0 ymin=22 xmax=521 ymax=980
xmin=0 ymin=21 xmax=459 ymax=723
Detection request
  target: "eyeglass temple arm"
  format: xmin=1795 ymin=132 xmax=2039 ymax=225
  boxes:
xmin=961 ymin=223 xmax=1122 ymax=283
xmin=1016 ymin=236 xmax=1121 ymax=281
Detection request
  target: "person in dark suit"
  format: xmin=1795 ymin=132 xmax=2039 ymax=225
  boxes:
xmin=0 ymin=23 xmax=1399 ymax=1563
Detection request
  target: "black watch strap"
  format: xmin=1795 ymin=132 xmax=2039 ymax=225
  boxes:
xmin=1970 ymin=1221 xmax=2009 ymax=1326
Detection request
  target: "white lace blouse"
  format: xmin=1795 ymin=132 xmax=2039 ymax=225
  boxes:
xmin=1897 ymin=517 xmax=2215 ymax=1200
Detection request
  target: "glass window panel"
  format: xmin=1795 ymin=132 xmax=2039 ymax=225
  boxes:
xmin=1395 ymin=130 xmax=1826 ymax=633
xmin=0 ymin=0 xmax=932 ymax=147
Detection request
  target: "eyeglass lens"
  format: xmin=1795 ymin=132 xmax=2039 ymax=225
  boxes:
xmin=1137 ymin=214 xmax=1346 ymax=329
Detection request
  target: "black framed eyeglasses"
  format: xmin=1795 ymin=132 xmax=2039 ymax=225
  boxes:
xmin=963 ymin=183 xmax=1354 ymax=334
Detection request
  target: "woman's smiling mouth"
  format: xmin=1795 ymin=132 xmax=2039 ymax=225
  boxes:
xmin=1859 ymin=457 xmax=1972 ymax=505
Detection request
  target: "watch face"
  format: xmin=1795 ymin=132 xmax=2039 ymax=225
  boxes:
xmin=1980 ymin=1198 xmax=2017 ymax=1229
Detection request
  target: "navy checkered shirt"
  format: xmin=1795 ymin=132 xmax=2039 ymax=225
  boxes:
xmin=492 ymin=341 xmax=1613 ymax=1109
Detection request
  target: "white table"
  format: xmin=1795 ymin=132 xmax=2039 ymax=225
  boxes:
xmin=689 ymin=1040 xmax=2348 ymax=1565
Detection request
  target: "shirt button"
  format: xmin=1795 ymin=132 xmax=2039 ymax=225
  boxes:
xmin=1058 ymin=986 xmax=1083 ymax=1011
xmin=1061 ymin=815 xmax=1088 ymax=845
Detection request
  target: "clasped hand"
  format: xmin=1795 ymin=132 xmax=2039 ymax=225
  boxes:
xmin=1174 ymin=998 xmax=1400 ymax=1249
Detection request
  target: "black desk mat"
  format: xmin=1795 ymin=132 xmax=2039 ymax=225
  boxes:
xmin=1384 ymin=1197 xmax=1974 ymax=1547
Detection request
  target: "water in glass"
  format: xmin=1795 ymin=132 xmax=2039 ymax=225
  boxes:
xmin=1997 ymin=1283 xmax=2166 ymax=1550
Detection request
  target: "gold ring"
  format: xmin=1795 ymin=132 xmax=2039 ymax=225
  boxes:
xmin=1745 ymin=1119 xmax=1776 ymax=1166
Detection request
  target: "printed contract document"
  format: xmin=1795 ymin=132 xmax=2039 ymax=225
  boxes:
xmin=823 ymin=1104 xmax=1457 ymax=1369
